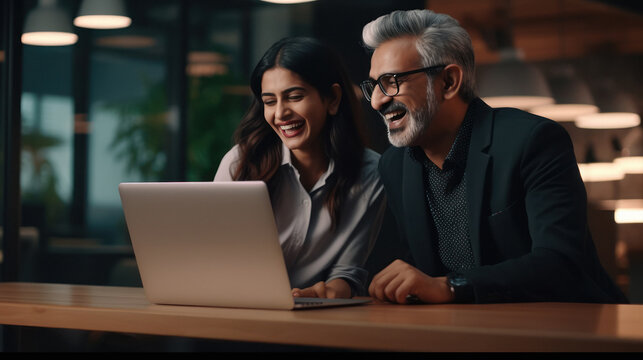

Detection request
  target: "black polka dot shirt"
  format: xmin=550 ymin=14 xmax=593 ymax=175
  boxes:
xmin=410 ymin=112 xmax=475 ymax=273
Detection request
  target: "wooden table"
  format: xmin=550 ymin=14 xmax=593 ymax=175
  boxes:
xmin=0 ymin=282 xmax=642 ymax=352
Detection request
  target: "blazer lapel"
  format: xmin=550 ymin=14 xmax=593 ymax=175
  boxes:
xmin=401 ymin=150 xmax=440 ymax=275
xmin=465 ymin=99 xmax=493 ymax=266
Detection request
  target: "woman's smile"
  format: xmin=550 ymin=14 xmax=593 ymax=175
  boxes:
xmin=278 ymin=120 xmax=306 ymax=137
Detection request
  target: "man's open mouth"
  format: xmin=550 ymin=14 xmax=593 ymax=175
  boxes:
xmin=384 ymin=110 xmax=406 ymax=121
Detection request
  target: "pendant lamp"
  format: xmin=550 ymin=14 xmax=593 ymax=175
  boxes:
xmin=530 ymin=67 xmax=599 ymax=122
xmin=575 ymin=81 xmax=640 ymax=129
xmin=614 ymin=126 xmax=643 ymax=174
xmin=577 ymin=162 xmax=625 ymax=183
xmin=477 ymin=49 xmax=553 ymax=110
xmin=615 ymin=208 xmax=643 ymax=224
xmin=613 ymin=199 xmax=643 ymax=224
xmin=22 ymin=0 xmax=78 ymax=46
xmin=74 ymin=0 xmax=131 ymax=29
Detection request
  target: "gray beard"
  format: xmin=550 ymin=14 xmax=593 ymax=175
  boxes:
xmin=387 ymin=85 xmax=437 ymax=147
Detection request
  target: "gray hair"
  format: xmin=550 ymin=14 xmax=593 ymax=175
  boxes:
xmin=362 ymin=9 xmax=476 ymax=102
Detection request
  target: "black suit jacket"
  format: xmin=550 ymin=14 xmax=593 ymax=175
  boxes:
xmin=376 ymin=98 xmax=628 ymax=303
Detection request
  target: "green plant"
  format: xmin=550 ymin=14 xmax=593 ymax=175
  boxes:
xmin=105 ymin=71 xmax=249 ymax=182
xmin=107 ymin=77 xmax=169 ymax=181
xmin=21 ymin=127 xmax=65 ymax=223
xmin=187 ymin=73 xmax=249 ymax=181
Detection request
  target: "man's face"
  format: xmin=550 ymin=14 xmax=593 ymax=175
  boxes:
xmin=368 ymin=36 xmax=439 ymax=147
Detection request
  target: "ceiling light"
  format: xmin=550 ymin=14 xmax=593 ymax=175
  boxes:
xmin=600 ymin=200 xmax=643 ymax=224
xmin=614 ymin=157 xmax=643 ymax=174
xmin=577 ymin=162 xmax=625 ymax=182
xmin=615 ymin=208 xmax=643 ymax=224
xmin=22 ymin=0 xmax=78 ymax=46
xmin=477 ymin=49 xmax=553 ymax=110
xmin=530 ymin=67 xmax=598 ymax=122
xmin=613 ymin=126 xmax=643 ymax=174
xmin=575 ymin=83 xmax=640 ymax=129
xmin=74 ymin=0 xmax=131 ymax=29
xmin=576 ymin=113 xmax=641 ymax=130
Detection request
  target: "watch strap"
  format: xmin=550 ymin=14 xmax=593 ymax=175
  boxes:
xmin=446 ymin=272 xmax=475 ymax=303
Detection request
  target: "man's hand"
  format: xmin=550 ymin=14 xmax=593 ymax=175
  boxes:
xmin=292 ymin=278 xmax=352 ymax=299
xmin=368 ymin=259 xmax=454 ymax=304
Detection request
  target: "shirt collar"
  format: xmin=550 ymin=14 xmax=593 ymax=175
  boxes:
xmin=280 ymin=142 xmax=335 ymax=192
xmin=443 ymin=109 xmax=473 ymax=170
xmin=407 ymin=101 xmax=475 ymax=170
xmin=281 ymin=142 xmax=292 ymax=166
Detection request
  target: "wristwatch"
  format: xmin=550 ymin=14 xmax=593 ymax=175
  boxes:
xmin=446 ymin=272 xmax=475 ymax=303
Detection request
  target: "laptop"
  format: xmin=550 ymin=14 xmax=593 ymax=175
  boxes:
xmin=118 ymin=181 xmax=371 ymax=310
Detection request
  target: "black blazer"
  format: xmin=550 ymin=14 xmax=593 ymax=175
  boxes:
xmin=376 ymin=98 xmax=628 ymax=303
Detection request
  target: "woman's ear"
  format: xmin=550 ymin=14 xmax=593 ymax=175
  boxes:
xmin=328 ymin=83 xmax=342 ymax=116
xmin=441 ymin=65 xmax=463 ymax=100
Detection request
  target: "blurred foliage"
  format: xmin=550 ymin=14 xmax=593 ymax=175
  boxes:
xmin=21 ymin=127 xmax=65 ymax=224
xmin=105 ymin=72 xmax=248 ymax=182
xmin=107 ymin=77 xmax=169 ymax=181
xmin=187 ymin=73 xmax=249 ymax=181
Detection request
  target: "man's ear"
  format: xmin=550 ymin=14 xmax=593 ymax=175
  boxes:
xmin=441 ymin=64 xmax=463 ymax=100
xmin=328 ymin=83 xmax=342 ymax=115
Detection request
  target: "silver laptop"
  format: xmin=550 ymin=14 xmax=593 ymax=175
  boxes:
xmin=118 ymin=181 xmax=370 ymax=310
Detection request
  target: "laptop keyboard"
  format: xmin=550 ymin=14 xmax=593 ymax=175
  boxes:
xmin=293 ymin=297 xmax=370 ymax=309
xmin=296 ymin=300 xmax=325 ymax=306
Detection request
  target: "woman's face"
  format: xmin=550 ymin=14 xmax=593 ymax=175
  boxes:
xmin=260 ymin=67 xmax=339 ymax=155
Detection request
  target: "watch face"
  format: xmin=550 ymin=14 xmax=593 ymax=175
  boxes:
xmin=447 ymin=273 xmax=474 ymax=303
xmin=449 ymin=274 xmax=468 ymax=287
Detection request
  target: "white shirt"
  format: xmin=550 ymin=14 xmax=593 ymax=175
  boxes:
xmin=214 ymin=143 xmax=386 ymax=295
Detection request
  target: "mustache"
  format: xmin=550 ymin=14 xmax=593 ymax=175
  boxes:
xmin=378 ymin=102 xmax=408 ymax=119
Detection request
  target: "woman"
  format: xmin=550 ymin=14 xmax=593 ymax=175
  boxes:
xmin=214 ymin=37 xmax=385 ymax=298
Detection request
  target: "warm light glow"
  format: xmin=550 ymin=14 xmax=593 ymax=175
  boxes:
xmin=575 ymin=112 xmax=641 ymax=129
xmin=188 ymin=51 xmax=230 ymax=63
xmin=186 ymin=51 xmax=230 ymax=77
xmin=74 ymin=15 xmax=131 ymax=29
xmin=21 ymin=31 xmax=78 ymax=46
xmin=530 ymin=104 xmax=599 ymax=122
xmin=577 ymin=162 xmax=625 ymax=182
xmin=186 ymin=63 xmax=228 ymax=77
xmin=261 ymin=0 xmax=316 ymax=3
xmin=613 ymin=156 xmax=643 ymax=174
xmin=0 ymin=50 xmax=4 ymax=62
xmin=482 ymin=96 xmax=554 ymax=110
xmin=96 ymin=35 xmax=156 ymax=48
xmin=615 ymin=208 xmax=643 ymax=224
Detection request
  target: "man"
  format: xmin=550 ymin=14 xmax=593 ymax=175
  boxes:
xmin=361 ymin=9 xmax=627 ymax=304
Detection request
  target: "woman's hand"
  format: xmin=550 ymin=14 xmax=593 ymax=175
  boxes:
xmin=292 ymin=278 xmax=352 ymax=298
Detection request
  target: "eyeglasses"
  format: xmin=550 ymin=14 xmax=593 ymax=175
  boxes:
xmin=359 ymin=65 xmax=446 ymax=102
